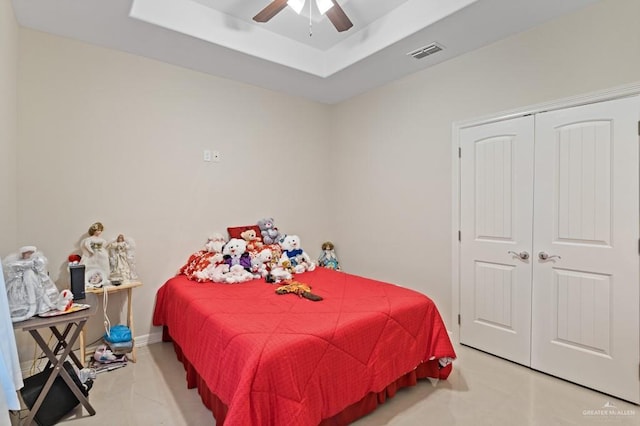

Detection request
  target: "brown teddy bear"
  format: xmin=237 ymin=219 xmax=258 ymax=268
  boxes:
xmin=240 ymin=229 xmax=264 ymax=254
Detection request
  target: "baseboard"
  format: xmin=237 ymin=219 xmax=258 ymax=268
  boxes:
xmin=20 ymin=331 xmax=165 ymax=376
xmin=134 ymin=332 xmax=163 ymax=347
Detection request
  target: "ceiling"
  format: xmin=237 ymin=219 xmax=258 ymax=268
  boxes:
xmin=12 ymin=0 xmax=600 ymax=104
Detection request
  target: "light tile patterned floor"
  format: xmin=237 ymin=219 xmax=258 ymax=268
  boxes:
xmin=37 ymin=342 xmax=637 ymax=425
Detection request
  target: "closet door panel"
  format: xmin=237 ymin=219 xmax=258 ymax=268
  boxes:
xmin=459 ymin=116 xmax=534 ymax=366
xmin=532 ymin=96 xmax=640 ymax=403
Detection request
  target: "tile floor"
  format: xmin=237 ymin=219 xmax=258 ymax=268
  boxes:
xmin=19 ymin=342 xmax=639 ymax=425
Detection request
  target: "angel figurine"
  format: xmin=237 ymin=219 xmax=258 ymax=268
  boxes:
xmin=3 ymin=246 xmax=71 ymax=322
xmin=107 ymin=234 xmax=137 ymax=281
xmin=79 ymin=222 xmax=111 ymax=286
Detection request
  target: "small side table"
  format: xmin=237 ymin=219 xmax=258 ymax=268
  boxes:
xmin=13 ymin=293 xmax=98 ymax=425
xmin=81 ymin=280 xmax=143 ymax=365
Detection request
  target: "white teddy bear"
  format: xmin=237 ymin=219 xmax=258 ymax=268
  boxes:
xmin=278 ymin=234 xmax=316 ymax=274
xmin=251 ymin=248 xmax=273 ymax=278
xmin=217 ymin=238 xmax=257 ymax=283
xmin=270 ymin=267 xmax=292 ymax=282
xmin=205 ymin=232 xmax=226 ymax=253
xmin=195 ymin=259 xmax=226 ymax=282
xmin=222 ymin=238 xmax=252 ymax=271
xmin=191 ymin=232 xmax=226 ymax=282
xmin=208 ymin=264 xmax=229 ymax=283
xmin=222 ymin=264 xmax=256 ymax=284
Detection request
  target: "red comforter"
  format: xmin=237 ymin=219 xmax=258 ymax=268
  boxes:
xmin=153 ymin=268 xmax=455 ymax=425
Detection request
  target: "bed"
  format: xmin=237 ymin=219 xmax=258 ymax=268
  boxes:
xmin=153 ymin=267 xmax=455 ymax=425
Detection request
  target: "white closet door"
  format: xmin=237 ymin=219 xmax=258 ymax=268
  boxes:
xmin=531 ymin=96 xmax=640 ymax=403
xmin=459 ymin=116 xmax=535 ymax=365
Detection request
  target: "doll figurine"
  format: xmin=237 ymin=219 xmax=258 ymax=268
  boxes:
xmin=3 ymin=246 xmax=71 ymax=322
xmin=318 ymin=241 xmax=340 ymax=270
xmin=107 ymin=234 xmax=137 ymax=281
xmin=80 ymin=222 xmax=110 ymax=286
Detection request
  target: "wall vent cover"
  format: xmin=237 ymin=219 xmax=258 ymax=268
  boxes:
xmin=407 ymin=43 xmax=444 ymax=60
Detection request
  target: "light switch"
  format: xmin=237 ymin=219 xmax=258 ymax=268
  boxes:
xmin=203 ymin=150 xmax=212 ymax=162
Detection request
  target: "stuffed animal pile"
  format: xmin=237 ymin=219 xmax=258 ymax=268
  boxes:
xmin=178 ymin=218 xmax=320 ymax=286
xmin=179 ymin=234 xmax=227 ymax=283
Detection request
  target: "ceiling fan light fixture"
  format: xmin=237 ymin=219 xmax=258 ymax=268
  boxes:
xmin=253 ymin=0 xmax=351 ymax=32
xmin=287 ymin=0 xmax=304 ymax=14
xmin=316 ymin=0 xmax=334 ymax=15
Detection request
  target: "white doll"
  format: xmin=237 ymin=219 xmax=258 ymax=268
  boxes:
xmin=107 ymin=233 xmax=137 ymax=281
xmin=80 ymin=222 xmax=110 ymax=286
xmin=3 ymin=246 xmax=70 ymax=322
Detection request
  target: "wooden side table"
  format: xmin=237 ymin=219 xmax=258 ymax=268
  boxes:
xmin=81 ymin=280 xmax=143 ymax=365
xmin=13 ymin=293 xmax=98 ymax=424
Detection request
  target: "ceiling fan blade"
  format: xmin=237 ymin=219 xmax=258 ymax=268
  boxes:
xmin=326 ymin=0 xmax=353 ymax=32
xmin=253 ymin=0 xmax=288 ymax=23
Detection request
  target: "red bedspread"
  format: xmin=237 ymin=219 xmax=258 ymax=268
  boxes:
xmin=153 ymin=268 xmax=455 ymax=425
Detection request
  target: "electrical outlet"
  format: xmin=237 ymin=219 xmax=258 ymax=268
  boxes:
xmin=212 ymin=151 xmax=221 ymax=162
xmin=203 ymin=150 xmax=212 ymax=162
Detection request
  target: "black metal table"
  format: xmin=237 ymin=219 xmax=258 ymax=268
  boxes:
xmin=13 ymin=293 xmax=98 ymax=425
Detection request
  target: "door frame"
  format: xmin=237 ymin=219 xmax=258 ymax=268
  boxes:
xmin=451 ymin=81 xmax=640 ymax=343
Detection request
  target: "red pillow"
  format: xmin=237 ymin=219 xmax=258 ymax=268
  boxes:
xmin=227 ymin=225 xmax=262 ymax=241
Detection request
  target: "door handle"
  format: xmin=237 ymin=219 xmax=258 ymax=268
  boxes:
xmin=508 ymin=251 xmax=530 ymax=260
xmin=538 ymin=251 xmax=561 ymax=261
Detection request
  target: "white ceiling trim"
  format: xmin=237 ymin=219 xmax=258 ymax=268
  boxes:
xmin=130 ymin=0 xmax=477 ymax=78
xmin=130 ymin=0 xmax=325 ymax=76
xmin=323 ymin=0 xmax=475 ymax=76
xmin=12 ymin=0 xmax=602 ymax=104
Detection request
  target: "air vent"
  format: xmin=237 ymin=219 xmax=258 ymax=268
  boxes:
xmin=407 ymin=43 xmax=444 ymax=60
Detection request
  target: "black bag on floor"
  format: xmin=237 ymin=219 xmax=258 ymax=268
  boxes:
xmin=20 ymin=361 xmax=90 ymax=426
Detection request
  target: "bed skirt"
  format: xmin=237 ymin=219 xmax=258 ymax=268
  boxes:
xmin=163 ymin=326 xmax=452 ymax=425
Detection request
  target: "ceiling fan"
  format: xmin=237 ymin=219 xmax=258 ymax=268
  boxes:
xmin=253 ymin=0 xmax=354 ymax=33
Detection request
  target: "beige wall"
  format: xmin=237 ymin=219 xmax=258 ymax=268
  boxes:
xmin=7 ymin=0 xmax=640 ymax=361
xmin=16 ymin=29 xmax=332 ymax=355
xmin=0 ymin=0 xmax=18 ymax=254
xmin=330 ymin=0 xmax=640 ymax=326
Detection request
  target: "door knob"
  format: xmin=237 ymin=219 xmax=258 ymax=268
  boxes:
xmin=508 ymin=250 xmax=530 ymax=260
xmin=538 ymin=251 xmax=561 ymax=261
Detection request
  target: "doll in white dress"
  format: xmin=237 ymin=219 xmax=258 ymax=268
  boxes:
xmin=80 ymin=222 xmax=110 ymax=286
xmin=107 ymin=234 xmax=137 ymax=281
xmin=3 ymin=246 xmax=69 ymax=322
